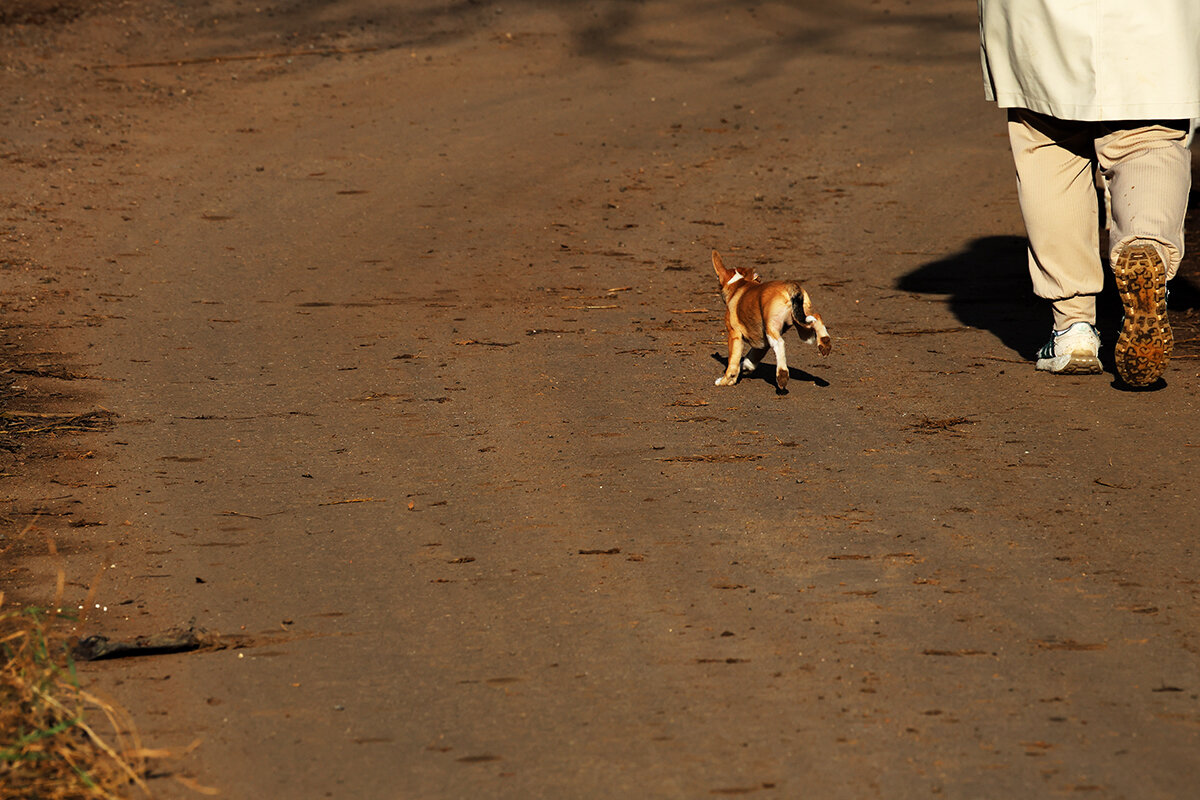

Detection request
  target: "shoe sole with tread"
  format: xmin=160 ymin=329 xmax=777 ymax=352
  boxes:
xmin=1113 ymin=244 xmax=1171 ymax=387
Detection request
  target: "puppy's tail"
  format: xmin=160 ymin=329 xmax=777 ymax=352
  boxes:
xmin=789 ymin=284 xmax=832 ymax=356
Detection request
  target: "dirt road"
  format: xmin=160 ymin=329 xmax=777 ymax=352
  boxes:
xmin=3 ymin=1 xmax=1200 ymax=797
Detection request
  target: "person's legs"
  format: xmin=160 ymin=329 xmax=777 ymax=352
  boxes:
xmin=1007 ymin=109 xmax=1105 ymax=330
xmin=1007 ymin=109 xmax=1104 ymax=372
xmin=1096 ymin=122 xmax=1190 ymax=386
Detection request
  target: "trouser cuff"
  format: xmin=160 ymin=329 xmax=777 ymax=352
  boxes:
xmin=1051 ymin=295 xmax=1097 ymax=331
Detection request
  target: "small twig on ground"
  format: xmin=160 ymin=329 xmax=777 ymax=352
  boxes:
xmin=85 ymin=46 xmax=382 ymax=71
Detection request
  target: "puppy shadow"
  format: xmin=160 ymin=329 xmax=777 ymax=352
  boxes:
xmin=708 ymin=353 xmax=830 ymax=394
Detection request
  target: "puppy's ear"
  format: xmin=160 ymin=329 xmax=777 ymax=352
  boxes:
xmin=712 ymin=250 xmax=733 ymax=284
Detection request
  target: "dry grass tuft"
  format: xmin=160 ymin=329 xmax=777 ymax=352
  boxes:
xmin=1 ymin=594 xmax=152 ymax=799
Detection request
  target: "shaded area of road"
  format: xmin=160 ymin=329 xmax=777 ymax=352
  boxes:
xmin=3 ymin=1 xmax=1199 ymax=797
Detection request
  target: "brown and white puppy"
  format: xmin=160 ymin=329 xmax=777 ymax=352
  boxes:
xmin=712 ymin=250 xmax=831 ymax=390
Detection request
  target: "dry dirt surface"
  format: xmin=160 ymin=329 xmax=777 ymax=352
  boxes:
xmin=3 ymin=1 xmax=1200 ymax=798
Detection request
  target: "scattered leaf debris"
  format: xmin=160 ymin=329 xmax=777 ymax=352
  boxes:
xmin=911 ymin=416 xmax=975 ymax=432
xmin=657 ymin=454 xmax=762 ymax=463
xmin=1033 ymin=639 xmax=1107 ymax=651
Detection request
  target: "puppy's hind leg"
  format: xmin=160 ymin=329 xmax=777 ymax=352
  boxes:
xmin=794 ymin=289 xmax=832 ymax=356
xmin=807 ymin=312 xmax=832 ymax=356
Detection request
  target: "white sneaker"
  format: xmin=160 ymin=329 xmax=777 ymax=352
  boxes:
xmin=1035 ymin=321 xmax=1101 ymax=375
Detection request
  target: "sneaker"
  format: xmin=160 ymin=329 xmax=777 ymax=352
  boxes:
xmin=1035 ymin=321 xmax=1102 ymax=374
xmin=1113 ymin=241 xmax=1172 ymax=387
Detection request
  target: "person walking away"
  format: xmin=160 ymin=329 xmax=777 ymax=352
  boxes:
xmin=978 ymin=0 xmax=1200 ymax=387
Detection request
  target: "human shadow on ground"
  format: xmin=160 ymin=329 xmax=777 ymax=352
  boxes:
xmin=899 ymin=227 xmax=1200 ymax=364
xmin=897 ymin=235 xmax=1044 ymax=359
xmin=708 ymin=353 xmax=830 ymax=395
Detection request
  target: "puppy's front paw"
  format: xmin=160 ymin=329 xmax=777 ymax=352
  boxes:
xmin=715 ymin=375 xmax=738 ymax=386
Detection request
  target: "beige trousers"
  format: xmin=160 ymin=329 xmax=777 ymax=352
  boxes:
xmin=1007 ymin=109 xmax=1192 ymax=329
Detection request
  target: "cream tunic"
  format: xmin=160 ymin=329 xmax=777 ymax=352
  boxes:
xmin=980 ymin=0 xmax=1200 ymax=120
